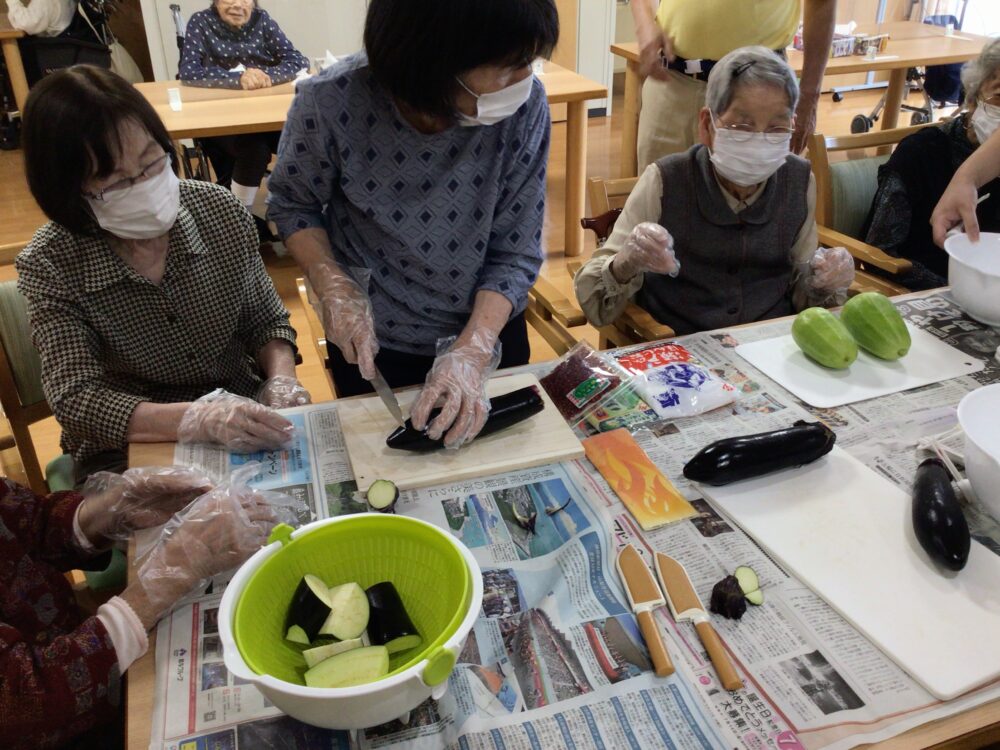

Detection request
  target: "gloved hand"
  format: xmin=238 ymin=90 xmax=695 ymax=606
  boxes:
xmin=178 ymin=389 xmax=295 ymax=453
xmin=257 ymin=375 xmax=312 ymax=409
xmin=809 ymin=246 xmax=855 ymax=293
xmin=410 ymin=332 xmax=502 ymax=449
xmin=312 ymin=265 xmax=379 ymax=380
xmin=611 ymin=222 xmax=680 ymax=282
xmin=137 ymin=481 xmax=278 ymax=613
xmin=931 ymin=173 xmax=981 ymax=246
xmin=79 ymin=466 xmax=213 ymax=544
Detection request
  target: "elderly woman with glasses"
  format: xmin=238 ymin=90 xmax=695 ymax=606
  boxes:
xmin=575 ymin=46 xmax=854 ymax=336
xmin=15 ymin=66 xmax=309 ymax=484
xmin=864 ymin=38 xmax=1000 ymax=290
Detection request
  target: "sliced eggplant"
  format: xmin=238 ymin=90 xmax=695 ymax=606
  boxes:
xmin=733 ymin=566 xmax=761 ymax=604
xmin=913 ymin=458 xmax=970 ymax=572
xmin=318 ymin=582 xmax=370 ymax=640
xmin=709 ymin=575 xmax=747 ymax=620
xmin=302 ymin=638 xmax=364 ymax=669
xmin=682 ymin=421 xmax=836 ymax=486
xmin=744 ymin=589 xmax=764 ymax=606
xmin=366 ymin=479 xmax=399 ymax=513
xmin=366 ymin=582 xmax=423 ymax=655
xmin=285 ymin=625 xmax=311 ymax=645
xmin=386 ymin=386 xmax=544 ymax=453
xmin=285 ymin=574 xmax=333 ymax=642
xmin=303 ymin=645 xmax=390 ymax=688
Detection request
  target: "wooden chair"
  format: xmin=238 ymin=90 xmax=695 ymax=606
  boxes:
xmin=0 ymin=281 xmax=53 ymax=494
xmin=296 ymin=277 xmax=337 ymax=397
xmin=807 ymin=124 xmax=936 ymax=296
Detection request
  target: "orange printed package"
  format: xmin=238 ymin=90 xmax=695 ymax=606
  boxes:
xmin=583 ymin=429 xmax=695 ymax=530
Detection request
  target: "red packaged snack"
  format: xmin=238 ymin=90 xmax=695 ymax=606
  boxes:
xmin=616 ymin=342 xmax=691 ymax=373
xmin=539 ymin=341 xmax=626 ymax=420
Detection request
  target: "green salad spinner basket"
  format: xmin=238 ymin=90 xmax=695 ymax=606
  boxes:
xmin=218 ymin=514 xmax=483 ymax=729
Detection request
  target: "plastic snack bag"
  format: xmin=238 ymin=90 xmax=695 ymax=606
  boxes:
xmin=635 ymin=361 xmax=737 ymax=419
xmin=539 ymin=341 xmax=629 ymax=421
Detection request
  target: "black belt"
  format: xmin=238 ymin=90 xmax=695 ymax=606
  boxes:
xmin=664 ymin=49 xmax=788 ymax=82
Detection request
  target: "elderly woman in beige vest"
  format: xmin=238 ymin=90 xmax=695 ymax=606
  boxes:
xmin=575 ymin=46 xmax=854 ymax=337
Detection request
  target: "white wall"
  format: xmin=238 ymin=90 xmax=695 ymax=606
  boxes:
xmin=577 ymin=0 xmax=615 ymax=112
xmin=614 ymin=0 xmax=636 ymax=73
xmin=141 ymin=0 xmax=368 ymax=81
xmin=963 ymin=0 xmax=1000 ymax=36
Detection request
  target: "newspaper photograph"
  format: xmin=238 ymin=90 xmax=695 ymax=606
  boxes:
xmin=146 ymin=290 xmax=1000 ymax=750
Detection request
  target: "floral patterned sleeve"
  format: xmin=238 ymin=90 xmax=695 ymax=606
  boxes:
xmin=0 ymin=479 xmax=121 ymax=749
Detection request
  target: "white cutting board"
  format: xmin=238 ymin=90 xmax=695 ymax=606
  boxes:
xmin=735 ymin=323 xmax=984 ymax=408
xmin=337 ymin=373 xmax=583 ymax=492
xmin=699 ymin=447 xmax=1000 ymax=700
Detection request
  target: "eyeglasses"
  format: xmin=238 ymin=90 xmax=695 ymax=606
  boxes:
xmin=84 ymin=152 xmax=170 ymax=202
xmin=712 ymin=118 xmax=794 ymax=144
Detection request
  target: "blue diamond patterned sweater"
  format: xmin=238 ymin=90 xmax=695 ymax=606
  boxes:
xmin=267 ymin=53 xmax=550 ymax=356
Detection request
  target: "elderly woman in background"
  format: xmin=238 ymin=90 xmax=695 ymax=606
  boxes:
xmin=179 ymin=0 xmax=308 ymax=227
xmin=16 ymin=66 xmax=308 ymax=484
xmin=864 ymin=38 xmax=1000 ymax=290
xmin=575 ymin=46 xmax=854 ymax=335
xmin=0 ymin=468 xmax=275 ymax=748
xmin=268 ymin=0 xmax=557 ymax=448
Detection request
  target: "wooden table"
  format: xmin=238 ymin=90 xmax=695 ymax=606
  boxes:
xmin=124 ymin=427 xmax=1000 ymax=748
xmin=0 ymin=18 xmax=27 ymax=113
xmin=611 ymin=21 xmax=992 ymax=178
xmin=136 ymin=62 xmax=605 ymax=257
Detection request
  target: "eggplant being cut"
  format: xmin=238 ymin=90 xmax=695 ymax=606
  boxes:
xmin=912 ymin=458 xmax=970 ymax=572
xmin=366 ymin=582 xmax=423 ymax=654
xmin=682 ymin=421 xmax=836 ymax=486
xmin=386 ymin=386 xmax=544 ymax=453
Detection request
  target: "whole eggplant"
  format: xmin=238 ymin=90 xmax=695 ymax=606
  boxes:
xmin=682 ymin=421 xmax=836 ymax=486
xmin=912 ymin=458 xmax=970 ymax=572
xmin=386 ymin=386 xmax=544 ymax=453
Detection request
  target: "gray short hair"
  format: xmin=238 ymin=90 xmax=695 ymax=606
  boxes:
xmin=705 ymin=46 xmax=799 ymax=118
xmin=962 ymin=37 xmax=1000 ymax=108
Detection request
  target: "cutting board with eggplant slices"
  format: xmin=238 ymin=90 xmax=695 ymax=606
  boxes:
xmin=694 ymin=445 xmax=1000 ymax=700
xmin=337 ymin=373 xmax=584 ymax=492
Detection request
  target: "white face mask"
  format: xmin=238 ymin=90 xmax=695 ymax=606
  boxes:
xmin=709 ymin=114 xmax=791 ymax=187
xmin=86 ymin=163 xmax=181 ymax=240
xmin=971 ymin=101 xmax=1000 ymax=145
xmin=456 ymin=73 xmax=533 ymax=127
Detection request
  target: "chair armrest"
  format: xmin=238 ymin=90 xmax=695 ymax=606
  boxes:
xmin=621 ymin=303 xmax=674 ymax=340
xmin=817 ymin=226 xmax=913 ymax=274
xmin=850 ymin=270 xmax=910 ymax=297
xmin=528 ymin=275 xmax=586 ymax=327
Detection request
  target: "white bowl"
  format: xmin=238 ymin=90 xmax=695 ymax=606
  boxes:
xmin=944 ymin=232 xmax=1000 ymax=326
xmin=957 ymin=384 xmax=1000 ymax=522
xmin=218 ymin=516 xmax=483 ymax=730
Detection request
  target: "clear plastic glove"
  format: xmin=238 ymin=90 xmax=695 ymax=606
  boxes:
xmin=178 ymin=389 xmax=295 ymax=453
xmin=79 ymin=466 xmax=213 ymax=543
xmin=612 ymin=222 xmax=680 ymax=282
xmin=809 ymin=246 xmax=855 ymax=293
xmin=257 ymin=375 xmax=312 ymax=409
xmin=137 ymin=479 xmax=279 ymax=613
xmin=312 ymin=265 xmax=379 ymax=380
xmin=410 ymin=332 xmax=502 ymax=450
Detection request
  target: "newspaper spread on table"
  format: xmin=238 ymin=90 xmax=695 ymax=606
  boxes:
xmin=148 ymin=290 xmax=1000 ymax=750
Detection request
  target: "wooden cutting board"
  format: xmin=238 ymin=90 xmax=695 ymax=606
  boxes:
xmin=698 ymin=447 xmax=1000 ymax=700
xmin=735 ymin=323 xmax=985 ymax=408
xmin=337 ymin=373 xmax=583 ymax=492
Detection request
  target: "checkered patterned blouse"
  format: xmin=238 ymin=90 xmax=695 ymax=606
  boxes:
xmin=16 ymin=180 xmax=297 ymax=463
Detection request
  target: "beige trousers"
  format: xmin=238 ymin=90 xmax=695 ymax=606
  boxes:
xmin=636 ymin=71 xmax=708 ymax=172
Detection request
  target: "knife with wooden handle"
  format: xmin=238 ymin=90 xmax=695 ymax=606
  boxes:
xmin=616 ymin=545 xmax=675 ymax=677
xmin=655 ymin=552 xmax=743 ymax=691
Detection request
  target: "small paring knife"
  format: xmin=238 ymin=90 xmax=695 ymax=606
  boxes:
xmin=655 ymin=552 xmax=743 ymax=691
xmin=616 ymin=544 xmax=675 ymax=678
xmin=370 ymin=367 xmax=405 ymax=428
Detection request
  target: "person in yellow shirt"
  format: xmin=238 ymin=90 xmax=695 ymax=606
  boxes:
xmin=631 ymin=0 xmax=836 ymax=168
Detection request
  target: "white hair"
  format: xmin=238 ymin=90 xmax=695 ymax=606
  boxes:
xmin=962 ymin=37 xmax=1000 ymax=108
xmin=705 ymin=46 xmax=799 ymax=117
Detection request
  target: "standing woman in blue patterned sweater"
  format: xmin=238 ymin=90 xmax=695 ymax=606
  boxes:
xmin=268 ymin=0 xmax=558 ymax=449
xmin=180 ymin=0 xmax=307 ymax=225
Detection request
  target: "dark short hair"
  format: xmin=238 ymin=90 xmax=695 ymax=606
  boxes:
xmin=22 ymin=65 xmax=177 ymax=234
xmin=364 ymin=0 xmax=559 ymax=121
